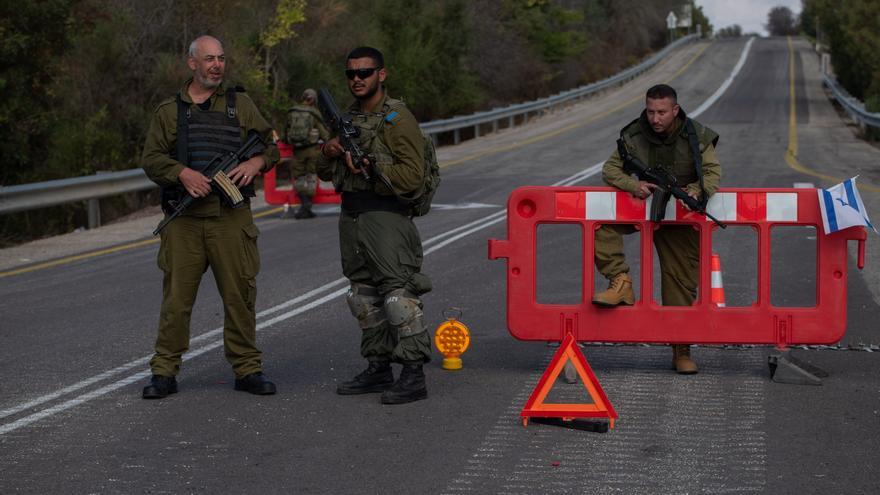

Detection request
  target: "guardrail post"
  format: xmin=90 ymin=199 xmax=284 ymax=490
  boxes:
xmin=492 ymin=120 xmax=499 ymax=133
xmin=88 ymin=198 xmax=101 ymax=229
xmin=508 ymin=116 xmax=514 ymax=128
xmin=453 ymin=128 xmax=461 ymax=145
xmin=474 ymin=124 xmax=480 ymax=138
xmin=87 ymin=170 xmax=110 ymax=229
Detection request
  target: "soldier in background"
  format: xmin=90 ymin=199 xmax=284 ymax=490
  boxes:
xmin=140 ymin=35 xmax=279 ymax=398
xmin=284 ymin=88 xmax=329 ymax=219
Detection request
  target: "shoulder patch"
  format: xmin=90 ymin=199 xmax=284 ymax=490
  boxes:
xmin=384 ymin=110 xmax=401 ymax=125
xmin=153 ymin=97 xmax=176 ymax=113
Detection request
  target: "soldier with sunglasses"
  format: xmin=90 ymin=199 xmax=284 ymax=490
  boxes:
xmin=319 ymin=46 xmax=432 ymax=404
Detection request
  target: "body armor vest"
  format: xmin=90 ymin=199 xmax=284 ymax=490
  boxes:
xmin=620 ymin=111 xmax=718 ymax=189
xmin=163 ymin=89 xmax=253 ymax=204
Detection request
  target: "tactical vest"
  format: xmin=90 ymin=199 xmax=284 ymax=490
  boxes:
xmin=164 ymin=88 xmax=253 ymax=202
xmin=620 ymin=111 xmax=719 ymax=196
xmin=333 ymin=99 xmax=401 ymax=195
xmin=335 ymin=97 xmax=441 ymax=216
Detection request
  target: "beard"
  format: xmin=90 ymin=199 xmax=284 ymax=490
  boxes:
xmin=350 ymin=79 xmax=380 ymax=101
xmin=196 ymin=73 xmax=223 ymax=89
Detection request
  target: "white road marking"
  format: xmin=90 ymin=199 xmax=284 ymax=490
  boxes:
xmin=0 ymin=36 xmax=758 ymax=437
xmin=431 ymin=202 xmax=500 ymax=210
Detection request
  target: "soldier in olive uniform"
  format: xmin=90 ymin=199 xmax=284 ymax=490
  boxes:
xmin=592 ymin=84 xmax=721 ymax=374
xmin=318 ymin=46 xmax=432 ymax=404
xmin=141 ymin=35 xmax=280 ymax=398
xmin=285 ymin=88 xmax=330 ymax=219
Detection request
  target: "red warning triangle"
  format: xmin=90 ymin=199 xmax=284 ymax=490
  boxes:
xmin=521 ymin=333 xmax=618 ymax=428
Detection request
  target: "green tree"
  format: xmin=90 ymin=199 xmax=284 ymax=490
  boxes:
xmin=0 ymin=0 xmax=75 ymax=185
xmin=689 ymin=0 xmax=713 ymax=37
xmin=765 ymin=6 xmax=799 ymax=36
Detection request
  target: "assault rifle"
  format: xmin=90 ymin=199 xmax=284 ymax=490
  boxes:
xmin=617 ymin=138 xmax=726 ymax=229
xmin=316 ymin=87 xmax=372 ymax=180
xmin=153 ymin=133 xmax=266 ymax=235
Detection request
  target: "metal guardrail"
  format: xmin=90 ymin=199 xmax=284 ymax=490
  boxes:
xmin=422 ymin=34 xmax=697 ymax=144
xmin=0 ymin=35 xmax=698 ymax=226
xmin=823 ymin=73 xmax=880 ymax=129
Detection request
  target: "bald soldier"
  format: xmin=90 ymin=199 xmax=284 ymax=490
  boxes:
xmin=592 ymin=84 xmax=721 ymax=374
xmin=141 ymin=35 xmax=280 ymax=398
xmin=319 ymin=46 xmax=433 ymax=404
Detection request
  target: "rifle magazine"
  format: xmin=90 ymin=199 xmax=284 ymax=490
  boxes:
xmin=213 ymin=171 xmax=246 ymax=206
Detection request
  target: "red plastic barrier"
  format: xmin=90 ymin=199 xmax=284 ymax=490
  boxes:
xmin=263 ymin=142 xmax=341 ymax=205
xmin=488 ymin=186 xmax=868 ymax=347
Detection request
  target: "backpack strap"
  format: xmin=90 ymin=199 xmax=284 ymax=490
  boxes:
xmin=225 ymin=87 xmax=237 ymax=119
xmin=685 ymin=118 xmax=707 ymax=207
xmin=175 ymin=92 xmax=189 ymax=167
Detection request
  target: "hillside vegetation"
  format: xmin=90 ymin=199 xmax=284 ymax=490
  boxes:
xmin=0 ymin=0 xmax=710 ymax=244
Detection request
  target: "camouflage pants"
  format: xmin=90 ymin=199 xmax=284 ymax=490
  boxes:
xmin=339 ymin=210 xmax=433 ymax=363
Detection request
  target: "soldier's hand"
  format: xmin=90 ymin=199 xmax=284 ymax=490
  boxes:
xmin=633 ymin=181 xmax=659 ymax=200
xmin=229 ymin=156 xmax=265 ymax=187
xmin=322 ymin=138 xmax=344 ymax=158
xmin=179 ymin=167 xmax=212 ymax=198
xmin=679 ymin=189 xmax=700 ymax=211
xmin=343 ymin=151 xmax=370 ymax=175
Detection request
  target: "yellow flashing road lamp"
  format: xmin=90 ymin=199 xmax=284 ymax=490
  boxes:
xmin=434 ymin=308 xmax=471 ymax=370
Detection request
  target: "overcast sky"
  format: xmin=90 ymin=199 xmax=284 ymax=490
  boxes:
xmin=697 ymin=0 xmax=803 ymax=36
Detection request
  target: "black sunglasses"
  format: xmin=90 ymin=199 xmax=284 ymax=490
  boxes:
xmin=345 ymin=67 xmax=381 ymax=80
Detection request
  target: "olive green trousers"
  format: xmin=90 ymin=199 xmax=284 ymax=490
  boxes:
xmin=151 ymin=206 xmax=263 ymax=378
xmin=594 ymin=224 xmax=699 ymax=306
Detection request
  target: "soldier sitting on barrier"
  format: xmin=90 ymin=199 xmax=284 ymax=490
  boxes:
xmin=592 ymin=84 xmax=721 ymax=375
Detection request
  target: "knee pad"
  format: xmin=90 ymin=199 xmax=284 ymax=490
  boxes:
xmin=294 ymin=174 xmax=317 ymax=196
xmin=346 ymin=283 xmax=386 ymax=329
xmin=384 ymin=289 xmax=426 ymax=338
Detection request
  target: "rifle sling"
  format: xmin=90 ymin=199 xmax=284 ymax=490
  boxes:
xmin=685 ymin=118 xmax=706 ymax=207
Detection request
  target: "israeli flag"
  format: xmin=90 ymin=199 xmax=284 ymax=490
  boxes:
xmin=817 ymin=176 xmax=877 ymax=235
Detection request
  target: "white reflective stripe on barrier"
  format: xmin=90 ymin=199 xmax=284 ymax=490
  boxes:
xmin=577 ymin=191 xmax=800 ymax=222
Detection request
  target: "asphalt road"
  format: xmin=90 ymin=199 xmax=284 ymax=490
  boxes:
xmin=1 ymin=37 xmax=879 ymax=494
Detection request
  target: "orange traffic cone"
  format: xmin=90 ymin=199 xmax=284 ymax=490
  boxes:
xmin=711 ymin=253 xmax=725 ymax=307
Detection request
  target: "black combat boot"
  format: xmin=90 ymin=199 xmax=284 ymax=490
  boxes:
xmin=336 ymin=360 xmax=394 ymax=395
xmin=295 ymin=196 xmax=315 ymax=219
xmin=234 ymin=372 xmax=277 ymax=395
xmin=302 ymin=195 xmax=316 ymax=218
xmin=142 ymin=375 xmax=178 ymax=399
xmin=380 ymin=363 xmax=427 ymax=405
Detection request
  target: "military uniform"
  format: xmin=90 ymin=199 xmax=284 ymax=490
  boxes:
xmin=142 ymin=79 xmax=279 ymax=379
xmin=596 ymin=109 xmax=721 ymax=306
xmin=317 ymin=94 xmax=432 ymax=365
xmin=287 ymin=104 xmax=330 ymax=217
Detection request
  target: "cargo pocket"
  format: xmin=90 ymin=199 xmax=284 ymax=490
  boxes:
xmin=157 ymin=232 xmax=171 ymax=273
xmin=242 ymin=223 xmax=261 ymax=279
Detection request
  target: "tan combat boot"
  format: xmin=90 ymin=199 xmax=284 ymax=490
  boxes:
xmin=672 ymin=345 xmax=698 ymax=374
xmin=592 ymin=273 xmax=635 ymax=306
